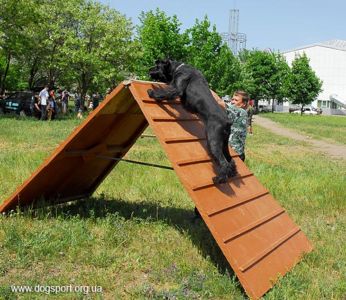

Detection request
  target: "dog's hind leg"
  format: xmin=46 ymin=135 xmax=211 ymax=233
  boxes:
xmin=206 ymin=120 xmax=237 ymax=184
xmin=221 ymin=121 xmax=237 ymax=178
xmin=222 ymin=121 xmax=232 ymax=162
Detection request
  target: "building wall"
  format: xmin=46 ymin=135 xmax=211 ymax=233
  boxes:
xmin=283 ymin=46 xmax=346 ymax=112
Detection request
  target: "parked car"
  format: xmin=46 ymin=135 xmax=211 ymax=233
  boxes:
xmin=303 ymin=107 xmax=318 ymax=115
xmin=257 ymin=105 xmax=271 ymax=113
xmin=0 ymin=91 xmax=33 ymax=116
xmin=292 ymin=107 xmax=318 ymax=115
xmin=289 ymin=105 xmax=301 ymax=113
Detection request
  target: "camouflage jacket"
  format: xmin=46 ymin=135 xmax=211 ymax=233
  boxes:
xmin=225 ymin=103 xmax=248 ymax=156
xmin=246 ymin=105 xmax=255 ymax=126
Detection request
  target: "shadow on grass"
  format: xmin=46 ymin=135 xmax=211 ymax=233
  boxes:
xmin=26 ymin=196 xmax=237 ymax=280
xmin=0 ymin=112 xmax=78 ymax=121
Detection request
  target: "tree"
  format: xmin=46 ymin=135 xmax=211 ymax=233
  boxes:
xmin=35 ymin=0 xmax=85 ymax=89
xmin=239 ymin=50 xmax=272 ymax=109
xmin=287 ymin=53 xmax=323 ymax=114
xmin=0 ymin=0 xmax=140 ymax=94
xmin=136 ymin=8 xmax=188 ymax=78
xmin=208 ymin=44 xmax=241 ymax=95
xmin=185 ymin=16 xmax=241 ymax=95
xmin=185 ymin=17 xmax=222 ymax=85
xmin=61 ymin=1 xmax=138 ymax=96
xmin=0 ymin=57 xmax=27 ymax=90
xmin=238 ymin=49 xmax=289 ymax=111
xmin=266 ymin=52 xmax=290 ymax=112
xmin=0 ymin=0 xmax=37 ymax=93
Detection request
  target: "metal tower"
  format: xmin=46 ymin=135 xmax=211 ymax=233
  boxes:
xmin=222 ymin=9 xmax=247 ymax=55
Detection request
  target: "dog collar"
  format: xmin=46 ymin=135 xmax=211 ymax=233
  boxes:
xmin=175 ymin=63 xmax=185 ymax=71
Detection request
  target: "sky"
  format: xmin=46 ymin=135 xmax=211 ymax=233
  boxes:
xmin=99 ymin=0 xmax=346 ymax=52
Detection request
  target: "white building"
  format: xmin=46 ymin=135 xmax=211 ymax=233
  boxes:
xmin=281 ymin=39 xmax=346 ymax=115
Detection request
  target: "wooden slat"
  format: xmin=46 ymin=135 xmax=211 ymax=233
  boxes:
xmin=191 ymin=171 xmax=253 ymax=191
xmin=152 ymin=117 xmax=199 ymax=122
xmin=223 ymin=208 xmax=285 ymax=243
xmin=142 ymin=99 xmax=181 ymax=104
xmin=64 ymin=145 xmax=126 ymax=156
xmin=239 ymin=227 xmax=301 ymax=272
xmin=176 ymin=156 xmax=212 ymax=166
xmin=207 ymin=190 xmax=270 ymax=216
xmin=164 ymin=136 xmax=206 ymax=143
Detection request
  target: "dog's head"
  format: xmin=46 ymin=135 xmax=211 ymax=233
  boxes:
xmin=148 ymin=59 xmax=174 ymax=83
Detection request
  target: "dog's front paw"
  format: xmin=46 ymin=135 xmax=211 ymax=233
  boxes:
xmin=147 ymin=89 xmax=154 ymax=98
xmin=213 ymin=175 xmax=228 ymax=185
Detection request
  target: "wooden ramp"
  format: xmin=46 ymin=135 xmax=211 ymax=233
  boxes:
xmin=0 ymin=80 xmax=313 ymax=299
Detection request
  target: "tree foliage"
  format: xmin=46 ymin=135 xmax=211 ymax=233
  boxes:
xmin=61 ymin=1 xmax=138 ymax=96
xmin=0 ymin=0 xmax=137 ymax=95
xmin=136 ymin=8 xmax=188 ymax=78
xmin=0 ymin=0 xmax=38 ymax=92
xmin=185 ymin=17 xmax=222 ymax=78
xmin=207 ymin=45 xmax=241 ymax=95
xmin=237 ymin=49 xmax=290 ymax=110
xmin=241 ymin=51 xmax=273 ymax=104
xmin=0 ymin=1 xmax=323 ymax=107
xmin=185 ymin=16 xmax=241 ymax=94
xmin=287 ymin=54 xmax=323 ymax=113
xmin=136 ymin=14 xmax=241 ymax=94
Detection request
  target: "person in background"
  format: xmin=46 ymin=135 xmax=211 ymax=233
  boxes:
xmin=55 ymin=88 xmax=62 ymax=115
xmin=33 ymin=96 xmax=41 ymax=119
xmin=92 ymin=92 xmax=100 ymax=110
xmin=30 ymin=91 xmax=36 ymax=116
xmin=246 ymin=99 xmax=255 ymax=135
xmin=61 ymin=89 xmax=69 ymax=115
xmin=85 ymin=94 xmax=91 ymax=110
xmin=30 ymin=91 xmax=41 ymax=119
xmin=76 ymin=93 xmax=84 ymax=119
xmin=47 ymin=89 xmax=56 ymax=121
xmin=39 ymin=85 xmax=49 ymax=120
xmin=74 ymin=92 xmax=81 ymax=113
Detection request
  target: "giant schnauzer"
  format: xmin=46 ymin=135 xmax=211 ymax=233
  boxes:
xmin=147 ymin=59 xmax=237 ymax=184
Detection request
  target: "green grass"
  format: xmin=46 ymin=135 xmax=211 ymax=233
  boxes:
xmin=260 ymin=113 xmax=346 ymax=145
xmin=0 ymin=116 xmax=83 ymax=202
xmin=0 ymin=115 xmax=345 ymax=299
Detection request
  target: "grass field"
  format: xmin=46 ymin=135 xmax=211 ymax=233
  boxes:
xmin=260 ymin=113 xmax=346 ymax=145
xmin=0 ymin=115 xmax=345 ymax=299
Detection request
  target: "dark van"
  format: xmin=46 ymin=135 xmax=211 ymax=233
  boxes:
xmin=0 ymin=91 xmax=34 ymax=116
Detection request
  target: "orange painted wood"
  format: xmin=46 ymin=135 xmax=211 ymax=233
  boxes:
xmin=0 ymin=82 xmax=148 ymax=211
xmin=129 ymin=81 xmax=313 ymax=299
xmin=0 ymin=80 xmax=313 ymax=299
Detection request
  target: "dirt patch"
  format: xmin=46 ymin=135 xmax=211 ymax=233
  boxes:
xmin=254 ymin=115 xmax=346 ymax=160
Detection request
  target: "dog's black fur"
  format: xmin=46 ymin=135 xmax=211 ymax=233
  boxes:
xmin=147 ymin=59 xmax=237 ymax=184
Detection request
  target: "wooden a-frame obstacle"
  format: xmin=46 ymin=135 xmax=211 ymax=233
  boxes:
xmin=0 ymin=80 xmax=313 ymax=299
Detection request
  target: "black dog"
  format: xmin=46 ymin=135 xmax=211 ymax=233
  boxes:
xmin=147 ymin=59 xmax=237 ymax=184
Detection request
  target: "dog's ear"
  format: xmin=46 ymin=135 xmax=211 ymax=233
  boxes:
xmin=162 ymin=59 xmax=172 ymax=73
xmin=163 ymin=58 xmax=172 ymax=65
